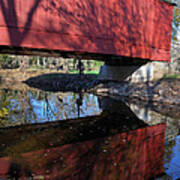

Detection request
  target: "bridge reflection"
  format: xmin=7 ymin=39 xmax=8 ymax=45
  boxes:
xmin=0 ymin=82 xmax=168 ymax=179
xmin=0 ymin=111 xmax=165 ymax=179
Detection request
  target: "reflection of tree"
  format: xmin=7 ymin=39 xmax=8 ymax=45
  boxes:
xmin=164 ymin=139 xmax=176 ymax=167
xmin=76 ymin=91 xmax=83 ymax=117
xmin=0 ymin=84 xmax=102 ymax=127
xmin=0 ymin=100 xmax=9 ymax=125
xmin=0 ymin=88 xmax=38 ymax=126
xmin=0 ymin=89 xmax=12 ymax=126
xmin=172 ymin=4 xmax=180 ymax=42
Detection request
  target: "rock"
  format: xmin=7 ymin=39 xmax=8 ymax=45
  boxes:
xmin=97 ymin=88 xmax=109 ymax=93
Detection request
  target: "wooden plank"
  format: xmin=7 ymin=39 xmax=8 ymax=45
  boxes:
xmin=0 ymin=0 xmax=174 ymax=61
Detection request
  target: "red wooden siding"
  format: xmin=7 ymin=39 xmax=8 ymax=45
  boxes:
xmin=0 ymin=0 xmax=174 ymax=61
xmin=0 ymin=124 xmax=166 ymax=179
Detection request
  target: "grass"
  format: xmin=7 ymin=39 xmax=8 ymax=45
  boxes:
xmin=163 ymin=74 xmax=180 ymax=79
xmin=69 ymin=69 xmax=99 ymax=75
xmin=27 ymin=66 xmax=100 ymax=75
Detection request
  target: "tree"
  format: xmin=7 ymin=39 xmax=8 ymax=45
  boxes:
xmin=172 ymin=6 xmax=180 ymax=42
xmin=162 ymin=0 xmax=180 ymax=42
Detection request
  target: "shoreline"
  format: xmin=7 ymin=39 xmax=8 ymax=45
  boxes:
xmin=0 ymin=70 xmax=179 ymax=108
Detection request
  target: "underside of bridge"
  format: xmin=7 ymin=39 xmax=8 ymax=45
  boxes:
xmin=0 ymin=0 xmax=175 ymax=81
xmin=0 ymin=45 xmax=150 ymax=63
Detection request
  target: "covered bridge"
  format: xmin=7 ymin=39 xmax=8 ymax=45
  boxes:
xmin=0 ymin=0 xmax=175 ymax=62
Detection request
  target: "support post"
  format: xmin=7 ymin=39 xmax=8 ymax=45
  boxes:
xmin=98 ymin=60 xmax=154 ymax=82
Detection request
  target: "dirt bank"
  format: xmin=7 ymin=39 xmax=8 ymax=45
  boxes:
xmin=93 ymin=78 xmax=180 ymax=105
xmin=1 ymin=70 xmax=179 ymax=110
xmin=23 ymin=72 xmax=180 ymax=106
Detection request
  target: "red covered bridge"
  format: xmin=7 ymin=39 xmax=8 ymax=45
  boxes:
xmin=0 ymin=0 xmax=175 ymax=62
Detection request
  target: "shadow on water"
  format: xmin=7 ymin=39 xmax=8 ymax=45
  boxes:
xmin=24 ymin=73 xmax=103 ymax=92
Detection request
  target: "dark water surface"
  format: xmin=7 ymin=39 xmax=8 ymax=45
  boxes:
xmin=0 ymin=82 xmax=180 ymax=179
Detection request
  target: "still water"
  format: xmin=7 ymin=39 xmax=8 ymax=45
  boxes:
xmin=0 ymin=82 xmax=180 ymax=179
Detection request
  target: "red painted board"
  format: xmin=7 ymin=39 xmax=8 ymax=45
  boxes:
xmin=0 ymin=0 xmax=174 ymax=61
xmin=0 ymin=124 xmax=166 ymax=179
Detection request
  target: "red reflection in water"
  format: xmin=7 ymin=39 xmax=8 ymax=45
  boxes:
xmin=0 ymin=124 xmax=166 ymax=179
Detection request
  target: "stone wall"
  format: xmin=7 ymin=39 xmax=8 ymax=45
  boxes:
xmin=98 ymin=47 xmax=180 ymax=82
xmin=170 ymin=43 xmax=180 ymax=73
xmin=146 ymin=43 xmax=180 ymax=80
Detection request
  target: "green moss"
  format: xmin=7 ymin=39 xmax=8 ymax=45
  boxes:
xmin=163 ymin=74 xmax=180 ymax=79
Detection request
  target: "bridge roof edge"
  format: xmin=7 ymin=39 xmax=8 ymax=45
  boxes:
xmin=159 ymin=0 xmax=178 ymax=6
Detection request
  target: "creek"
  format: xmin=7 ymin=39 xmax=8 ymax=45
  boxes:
xmin=0 ymin=81 xmax=179 ymax=179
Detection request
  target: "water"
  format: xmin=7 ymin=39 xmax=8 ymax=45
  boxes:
xmin=0 ymin=82 xmax=179 ymax=179
xmin=0 ymin=86 xmax=101 ymax=127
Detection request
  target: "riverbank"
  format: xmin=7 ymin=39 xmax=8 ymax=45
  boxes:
xmin=0 ymin=70 xmax=179 ymax=110
xmin=93 ymin=78 xmax=180 ymax=105
xmin=23 ymin=72 xmax=180 ymax=107
xmin=93 ymin=78 xmax=180 ymax=119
